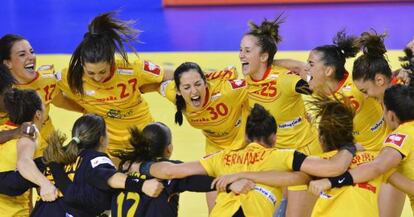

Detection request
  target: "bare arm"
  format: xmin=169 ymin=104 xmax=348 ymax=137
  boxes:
xmin=273 ymin=59 xmax=307 ymax=80
xmin=148 ymin=161 xmax=208 ymax=179
xmin=349 ymin=147 xmax=402 ymax=183
xmin=388 ymin=172 xmax=414 ymax=195
xmin=0 ymin=128 xmax=20 ymax=144
xmin=212 ymin=171 xmax=310 ymax=191
xmin=52 ymin=91 xmax=84 ymax=113
xmin=16 ymin=137 xmax=57 ymax=201
xmin=300 ymin=150 xmax=354 ymax=177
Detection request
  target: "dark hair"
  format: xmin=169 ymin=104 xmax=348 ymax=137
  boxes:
xmin=173 ymin=62 xmax=206 ymax=126
xmin=352 ymin=31 xmax=391 ymax=81
xmin=68 ymin=11 xmax=140 ymax=95
xmin=245 ymin=15 xmax=284 ymax=67
xmin=4 ymin=88 xmax=42 ymax=124
xmin=0 ymin=64 xmax=14 ymax=94
xmin=313 ymin=30 xmax=360 ymax=81
xmin=384 ymin=84 xmax=414 ymax=123
xmin=399 ymin=48 xmax=414 ymax=87
xmin=43 ymin=114 xmax=107 ymax=164
xmin=112 ymin=122 xmax=172 ymax=167
xmin=0 ymin=34 xmax=26 ymax=63
xmin=246 ymin=103 xmax=277 ymax=147
xmin=309 ymin=95 xmax=355 ymax=152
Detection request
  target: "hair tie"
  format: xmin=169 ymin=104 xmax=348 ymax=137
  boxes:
xmin=340 ymin=49 xmax=345 ymax=54
xmin=72 ymin=137 xmax=81 ymax=144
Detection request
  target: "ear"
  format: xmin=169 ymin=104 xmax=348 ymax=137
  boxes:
xmin=165 ymin=144 xmax=173 ymax=157
xmin=388 ymin=110 xmax=401 ymax=125
xmin=34 ymin=110 xmax=42 ymax=121
xmin=260 ymin=52 xmax=269 ymax=63
xmin=374 ymin=73 xmax=386 ymax=87
xmin=324 ymin=66 xmax=335 ymax=77
xmin=3 ymin=59 xmax=12 ymax=69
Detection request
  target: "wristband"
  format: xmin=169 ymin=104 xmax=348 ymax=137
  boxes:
xmin=139 ymin=161 xmax=154 ymax=177
xmin=328 ymin=171 xmax=354 ymax=188
xmin=339 ymin=143 xmax=357 ymax=156
xmin=125 ymin=176 xmax=144 ymax=193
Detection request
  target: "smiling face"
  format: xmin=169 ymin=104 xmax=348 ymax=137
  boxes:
xmin=83 ymin=61 xmax=112 ymax=83
xmin=353 ymin=74 xmax=389 ymax=102
xmin=239 ymin=35 xmax=268 ymax=78
xmin=3 ymin=40 xmax=37 ymax=84
xmin=177 ymin=69 xmax=207 ymax=110
xmin=305 ymin=50 xmax=332 ymax=92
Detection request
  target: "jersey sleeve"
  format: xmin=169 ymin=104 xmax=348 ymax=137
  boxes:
xmin=56 ymin=68 xmax=80 ymax=101
xmin=225 ymin=79 xmax=248 ymax=102
xmin=159 ymin=80 xmax=177 ymax=103
xmin=199 ymin=151 xmax=223 ymax=177
xmin=279 ymin=73 xmax=301 ymax=97
xmin=86 ymin=155 xmax=118 ymax=191
xmin=134 ymin=59 xmax=165 ymax=88
xmin=383 ymin=133 xmax=411 ymax=158
xmin=168 ymin=175 xmax=215 ymax=194
xmin=269 ymin=149 xmax=296 ymax=171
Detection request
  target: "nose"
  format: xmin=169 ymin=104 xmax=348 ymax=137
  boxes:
xmin=93 ymin=74 xmax=103 ymax=82
xmin=239 ymin=51 xmax=245 ymax=59
xmin=28 ymin=52 xmax=36 ymax=60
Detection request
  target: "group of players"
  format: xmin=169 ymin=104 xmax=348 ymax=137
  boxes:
xmin=1 ymin=10 xmax=414 ymax=217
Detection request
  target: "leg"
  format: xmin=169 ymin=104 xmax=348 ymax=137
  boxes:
xmin=206 ymin=191 xmax=217 ymax=213
xmin=286 ymin=190 xmax=317 ymax=217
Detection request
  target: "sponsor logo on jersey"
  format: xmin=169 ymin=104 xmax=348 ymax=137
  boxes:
xmin=370 ymin=117 xmax=385 ymax=132
xmin=117 ymin=68 xmax=134 ymax=75
xmin=159 ymin=80 xmax=172 ymax=97
xmin=143 ymin=60 xmax=161 ymax=75
xmin=228 ymin=79 xmax=246 ymax=89
xmin=278 ymin=117 xmax=302 ymax=129
xmin=85 ymin=90 xmax=96 ymax=96
xmin=254 ymin=186 xmax=277 ymax=205
xmin=385 ymin=133 xmax=407 ymax=147
xmin=90 ymin=156 xmax=115 ymax=168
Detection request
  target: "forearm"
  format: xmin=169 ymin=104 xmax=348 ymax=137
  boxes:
xmin=239 ymin=171 xmax=310 ymax=187
xmin=301 ymin=150 xmax=353 ymax=177
xmin=17 ymin=158 xmax=50 ymax=187
xmin=0 ymin=128 xmax=19 ymax=143
xmin=147 ymin=161 xmax=206 ymax=179
xmin=273 ymin=59 xmax=307 ymax=80
xmin=176 ymin=175 xmax=215 ymax=192
xmin=349 ymin=163 xmax=386 ymax=183
xmin=52 ymin=92 xmax=84 ymax=113
xmin=107 ymin=172 xmax=127 ymax=189
xmin=388 ymin=172 xmax=414 ymax=195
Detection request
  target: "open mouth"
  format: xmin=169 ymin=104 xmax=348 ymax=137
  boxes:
xmin=241 ymin=62 xmax=249 ymax=73
xmin=190 ymin=95 xmax=202 ymax=107
xmin=24 ymin=64 xmax=35 ymax=73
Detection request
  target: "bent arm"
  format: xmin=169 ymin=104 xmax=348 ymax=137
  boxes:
xmin=388 ymin=172 xmax=414 ymax=195
xmin=273 ymin=59 xmax=307 ymax=80
xmin=301 ymin=150 xmax=353 ymax=177
xmin=0 ymin=128 xmax=20 ymax=144
xmin=148 ymin=161 xmax=207 ymax=179
xmin=237 ymin=171 xmax=310 ymax=187
xmin=350 ymin=147 xmax=402 ymax=183
xmin=51 ymin=91 xmax=84 ymax=113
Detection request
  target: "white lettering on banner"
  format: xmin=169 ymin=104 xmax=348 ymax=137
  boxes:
xmin=254 ymin=186 xmax=277 ymax=205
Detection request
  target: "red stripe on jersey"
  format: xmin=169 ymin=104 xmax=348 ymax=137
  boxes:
xmin=357 ymin=183 xmax=376 ymax=193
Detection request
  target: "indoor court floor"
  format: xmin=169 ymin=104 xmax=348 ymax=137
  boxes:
xmin=3 ymin=0 xmax=414 ymax=216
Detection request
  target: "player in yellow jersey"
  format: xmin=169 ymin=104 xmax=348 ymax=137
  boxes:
xmin=0 ymin=64 xmax=17 ymax=140
xmin=56 ymin=12 xmax=173 ymax=161
xmin=0 ymin=88 xmax=57 ymax=216
xmin=0 ymin=34 xmax=84 ymax=151
xmin=239 ymin=17 xmax=321 ymax=217
xmin=309 ymin=84 xmax=414 ymax=216
xmin=161 ymin=62 xmax=249 ymax=154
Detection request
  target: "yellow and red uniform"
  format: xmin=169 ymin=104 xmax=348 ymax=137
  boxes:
xmin=0 ymin=121 xmax=43 ymax=217
xmin=200 ymin=142 xmax=295 ymax=217
xmin=15 ymin=65 xmax=58 ymax=151
xmin=332 ymin=72 xmax=389 ymax=151
xmin=311 ymin=150 xmax=391 ymax=217
xmin=58 ymin=59 xmax=165 ymax=152
xmin=161 ymin=78 xmax=249 ymax=154
xmin=247 ymin=65 xmax=321 ymax=155
xmin=383 ymin=120 xmax=414 ymax=212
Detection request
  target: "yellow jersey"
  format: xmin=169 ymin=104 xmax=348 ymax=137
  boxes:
xmin=58 ymin=59 xmax=165 ymax=151
xmin=200 ymin=142 xmax=295 ymax=217
xmin=247 ymin=66 xmax=320 ymax=152
xmin=0 ymin=112 xmax=7 ymax=125
xmin=0 ymin=122 xmax=42 ymax=217
xmin=312 ymin=150 xmax=389 ymax=217
xmin=383 ymin=120 xmax=414 ymax=211
xmin=15 ymin=65 xmax=57 ymax=151
xmin=161 ymin=78 xmax=249 ymax=154
xmin=333 ymin=72 xmax=388 ymax=151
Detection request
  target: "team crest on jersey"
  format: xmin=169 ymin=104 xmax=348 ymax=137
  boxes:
xmin=342 ymin=84 xmax=352 ymax=91
xmin=268 ymin=74 xmax=279 ymax=79
xmin=385 ymin=133 xmax=407 ymax=147
xmin=85 ymin=90 xmax=96 ymax=96
xmin=117 ymin=68 xmax=134 ymax=75
xmin=143 ymin=60 xmax=161 ymax=75
xmin=228 ymin=80 xmax=246 ymax=89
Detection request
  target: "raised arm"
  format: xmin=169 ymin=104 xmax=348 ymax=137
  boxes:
xmin=16 ymin=137 xmax=57 ymax=201
xmin=273 ymin=59 xmax=307 ymax=80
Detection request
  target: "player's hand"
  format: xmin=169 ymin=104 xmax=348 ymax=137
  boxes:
xmin=19 ymin=122 xmax=38 ymax=140
xmin=211 ymin=173 xmax=242 ymax=191
xmin=40 ymin=181 xmax=58 ymax=202
xmin=229 ymin=179 xmax=255 ymax=194
xmin=308 ymin=178 xmax=332 ymax=196
xmin=142 ymin=179 xmax=164 ymax=197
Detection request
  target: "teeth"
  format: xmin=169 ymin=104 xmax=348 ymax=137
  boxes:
xmin=306 ymin=75 xmax=313 ymax=82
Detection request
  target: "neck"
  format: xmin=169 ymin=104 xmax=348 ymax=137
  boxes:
xmin=250 ymin=64 xmax=269 ymax=81
xmin=322 ymin=77 xmax=341 ymax=95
